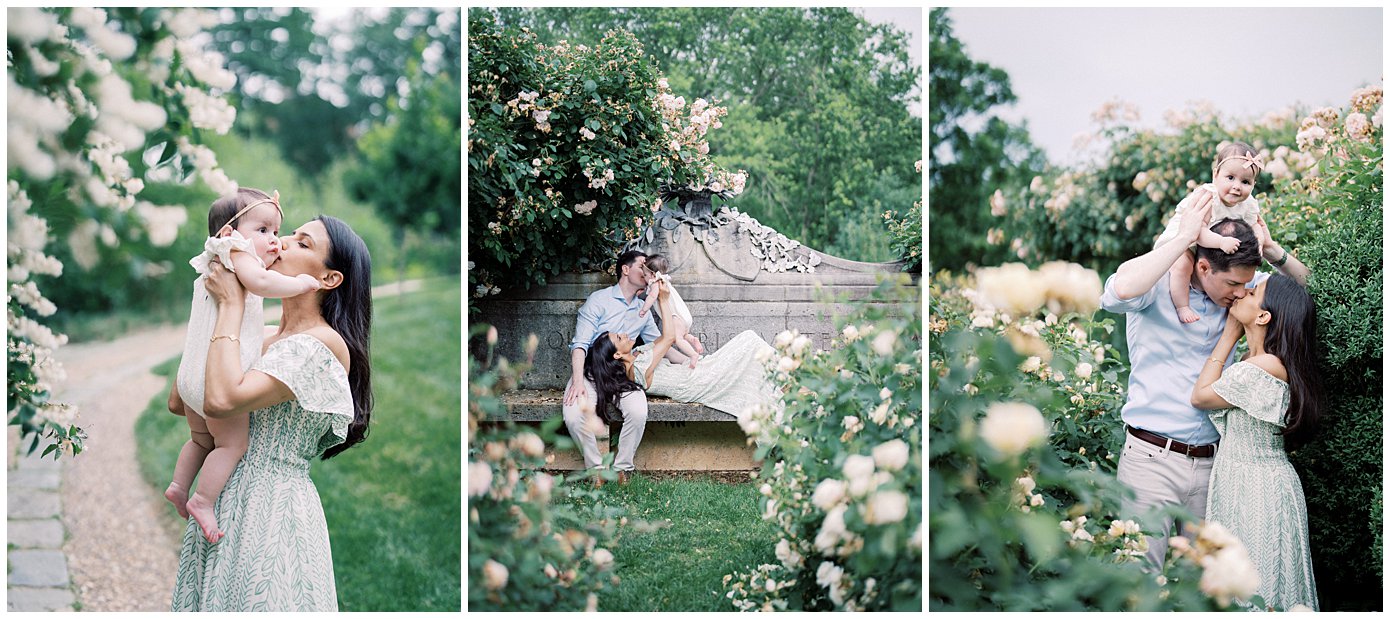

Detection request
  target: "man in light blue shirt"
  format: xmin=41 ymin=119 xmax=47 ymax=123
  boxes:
xmin=561 ymin=250 xmax=688 ymax=482
xmin=1100 ymin=192 xmax=1310 ymax=567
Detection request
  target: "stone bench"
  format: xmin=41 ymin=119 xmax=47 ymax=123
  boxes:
xmin=490 ymin=389 xmax=757 ymax=471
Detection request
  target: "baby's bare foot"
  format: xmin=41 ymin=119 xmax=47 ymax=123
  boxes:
xmin=164 ymin=483 xmax=189 ymax=520
xmin=1176 ymin=306 xmax=1200 ymax=324
xmin=185 ymin=493 xmax=224 ymax=543
xmin=686 ymin=334 xmax=705 ymax=354
xmin=688 ymin=353 xmax=700 ymax=369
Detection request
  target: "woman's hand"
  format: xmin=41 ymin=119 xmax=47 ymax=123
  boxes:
xmin=204 ymin=261 xmax=246 ymax=308
xmin=1223 ymin=312 xmax=1246 ymax=338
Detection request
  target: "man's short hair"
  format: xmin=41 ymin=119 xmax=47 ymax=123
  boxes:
xmin=1195 ymin=218 xmax=1262 ymax=272
xmin=615 ymin=250 xmax=647 ymax=277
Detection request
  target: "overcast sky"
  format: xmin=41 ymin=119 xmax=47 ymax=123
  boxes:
xmin=947 ymin=7 xmax=1383 ymax=165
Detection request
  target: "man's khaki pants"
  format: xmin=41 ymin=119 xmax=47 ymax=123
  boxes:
xmin=561 ymin=376 xmax=648 ymax=472
xmin=1116 ymin=431 xmax=1215 ymax=569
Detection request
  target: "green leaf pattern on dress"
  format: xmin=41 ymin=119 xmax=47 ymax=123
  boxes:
xmin=1207 ymin=361 xmax=1319 ymax=610
xmin=172 ymin=334 xmax=354 ymax=611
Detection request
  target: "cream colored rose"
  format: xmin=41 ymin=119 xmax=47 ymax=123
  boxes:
xmin=510 ymin=431 xmax=545 ymax=458
xmin=979 ymin=402 xmax=1048 ymax=457
xmin=592 ymin=548 xmax=614 ymax=570
xmin=871 ymin=439 xmax=909 ymax=471
xmin=812 ymin=478 xmax=847 ymax=510
xmin=864 ymin=489 xmax=909 ymax=525
xmin=468 ymin=461 xmax=492 ymax=497
xmin=1199 ymin=545 xmax=1260 ymax=607
xmin=482 ymin=559 xmax=509 ymax=590
xmin=1074 ymin=362 xmax=1093 ymax=380
xmin=975 ymin=263 xmax=1047 ymax=317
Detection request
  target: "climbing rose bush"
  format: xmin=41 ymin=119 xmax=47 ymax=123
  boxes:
xmin=467 ymin=327 xmax=625 ymax=611
xmin=7 ymin=7 xmax=237 ymax=458
xmin=929 ymin=269 xmax=1268 ymax=610
xmin=724 ymin=276 xmax=922 ymax=611
xmin=467 ymin=11 xmax=744 ymax=299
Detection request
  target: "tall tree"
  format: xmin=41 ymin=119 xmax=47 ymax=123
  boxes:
xmin=484 ymin=7 xmax=920 ymax=261
xmin=928 ymin=7 xmax=1044 ymax=272
xmin=210 ymin=8 xmax=460 ymax=179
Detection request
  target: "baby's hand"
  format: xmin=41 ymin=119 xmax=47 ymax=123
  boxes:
xmin=1218 ymin=236 xmax=1241 ymax=254
xmin=638 ymin=308 xmax=647 ymax=317
xmin=296 ymin=274 xmax=322 ymax=291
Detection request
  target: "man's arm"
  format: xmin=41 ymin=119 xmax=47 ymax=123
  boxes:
xmin=1253 ymin=213 xmax=1310 ymax=286
xmin=564 ymin=347 xmax=587 ymax=405
xmin=1111 ymin=190 xmax=1215 ymax=300
xmin=565 ymin=298 xmax=601 ymax=405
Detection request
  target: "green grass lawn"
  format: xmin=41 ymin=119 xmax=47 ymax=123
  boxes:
xmin=135 ymin=278 xmax=461 ymax=611
xmin=563 ymin=474 xmax=780 ymax=612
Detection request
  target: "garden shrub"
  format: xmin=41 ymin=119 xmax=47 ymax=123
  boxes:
xmin=467 ymin=326 xmax=625 ymax=611
xmin=467 ymin=11 xmax=743 ymax=299
xmin=971 ymin=84 xmax=1383 ymax=611
xmin=992 ymin=100 xmax=1314 ymax=277
xmin=928 ymin=266 xmax=1272 ymax=611
xmin=1277 ymin=87 xmax=1382 ymax=611
xmin=8 ymin=8 xmax=238 ymax=457
xmin=883 ymin=161 xmax=923 ymax=271
xmin=723 ymin=276 xmax=921 ymax=611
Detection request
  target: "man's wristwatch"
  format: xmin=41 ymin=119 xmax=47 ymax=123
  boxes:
xmin=1271 ymin=249 xmax=1289 ymax=267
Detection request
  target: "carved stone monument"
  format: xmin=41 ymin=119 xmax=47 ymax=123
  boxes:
xmin=474 ymin=201 xmax=919 ymax=390
xmin=474 ymin=200 xmax=918 ymax=471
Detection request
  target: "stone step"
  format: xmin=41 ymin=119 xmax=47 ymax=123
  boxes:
xmin=8 ymin=550 xmax=70 ymax=587
xmin=498 ymin=389 xmax=737 ymax=422
xmin=484 ymin=390 xmax=756 ymax=472
xmin=7 ymin=586 xmax=76 ymax=612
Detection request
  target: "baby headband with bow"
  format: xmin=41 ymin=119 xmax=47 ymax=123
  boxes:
xmin=1212 ymin=151 xmax=1265 ymax=174
xmin=226 ymin=190 xmax=282 ymax=227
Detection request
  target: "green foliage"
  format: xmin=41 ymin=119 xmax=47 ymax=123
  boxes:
xmin=995 ymin=104 xmax=1301 ymax=276
xmin=467 ymin=325 xmax=624 ymax=611
xmin=724 ymin=276 xmax=922 ymax=611
xmin=928 ymin=272 xmax=1242 ymax=611
xmin=492 ymin=7 xmax=921 ymax=262
xmin=137 ymin=280 xmax=463 ymax=610
xmin=468 ymin=11 xmax=738 ymax=297
xmin=556 ymin=477 xmax=780 ymax=611
xmin=8 ymin=7 xmax=239 ymax=459
xmin=928 ymin=8 xmax=1046 ymax=272
xmin=348 ymin=37 xmax=462 ymax=278
xmin=884 ymin=187 xmax=923 ymax=271
xmin=963 ymin=81 xmax=1384 ymax=610
xmin=1281 ymin=108 xmax=1382 ymax=611
xmin=211 ymin=8 xmax=461 ymax=178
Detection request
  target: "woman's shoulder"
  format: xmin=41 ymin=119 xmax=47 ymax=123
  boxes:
xmin=268 ymin=328 xmax=350 ymax=371
xmin=1239 ymin=354 xmax=1288 ymax=383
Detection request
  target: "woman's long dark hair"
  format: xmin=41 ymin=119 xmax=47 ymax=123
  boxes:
xmin=584 ymin=331 xmax=643 ymax=423
xmin=317 ymin=215 xmax=373 ymax=459
xmin=1260 ymin=274 xmax=1321 ymax=448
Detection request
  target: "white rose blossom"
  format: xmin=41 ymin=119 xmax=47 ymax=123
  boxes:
xmin=1074 ymin=362 xmax=1093 ymax=380
xmin=468 ymin=461 xmax=493 ymax=497
xmin=871 ymin=439 xmax=909 ymax=471
xmin=1199 ymin=545 xmax=1260 ymax=607
xmin=979 ymin=402 xmax=1048 ymax=457
xmin=863 ymin=490 xmax=909 ymax=525
xmin=842 ymin=454 xmax=876 ymax=497
xmin=482 ymin=559 xmax=509 ymax=590
xmin=811 ymin=478 xmax=847 ymax=510
xmin=592 ymin=548 xmax=614 ymax=570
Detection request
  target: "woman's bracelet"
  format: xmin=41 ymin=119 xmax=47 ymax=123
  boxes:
xmin=1206 ymin=357 xmax=1225 ymax=365
xmin=210 ymin=334 xmax=240 ymax=344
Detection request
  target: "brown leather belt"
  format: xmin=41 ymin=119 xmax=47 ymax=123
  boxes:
xmin=1126 ymin=425 xmax=1217 ymax=458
